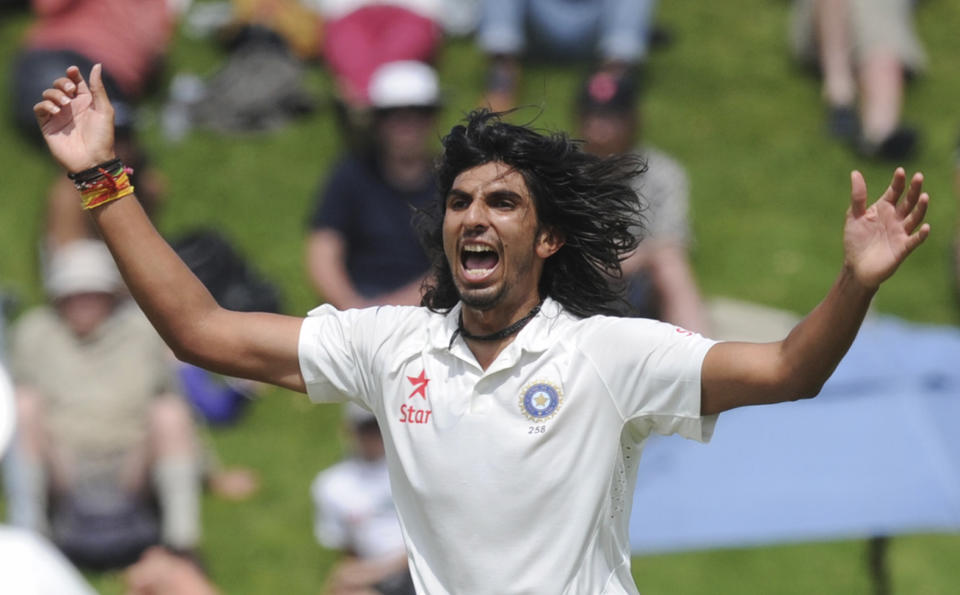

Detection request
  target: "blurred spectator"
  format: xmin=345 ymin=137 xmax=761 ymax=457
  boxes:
xmin=0 ymin=362 xmax=98 ymax=595
xmin=3 ymin=240 xmax=203 ymax=570
xmin=9 ymin=0 xmax=178 ymax=252
xmin=478 ymin=0 xmax=658 ymax=112
xmin=437 ymin=0 xmax=480 ymax=37
xmin=124 ymin=545 xmax=219 ymax=595
xmin=576 ymin=71 xmax=709 ymax=333
xmin=227 ymin=0 xmax=323 ymax=60
xmin=789 ymin=0 xmax=926 ymax=160
xmin=311 ymin=403 xmax=413 ymax=595
xmin=306 ymin=60 xmax=439 ymax=308
xmin=10 ymin=0 xmax=176 ymax=139
xmin=183 ymin=10 xmax=317 ymax=137
xmin=314 ymin=0 xmax=443 ymax=110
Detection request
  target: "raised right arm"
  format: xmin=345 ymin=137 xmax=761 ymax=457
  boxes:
xmin=34 ymin=65 xmax=306 ymax=392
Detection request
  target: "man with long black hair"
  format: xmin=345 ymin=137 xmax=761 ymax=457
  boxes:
xmin=34 ymin=65 xmax=930 ymax=594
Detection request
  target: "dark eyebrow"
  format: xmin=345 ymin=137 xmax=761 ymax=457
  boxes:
xmin=445 ymin=188 xmax=523 ymax=205
xmin=446 ymin=189 xmax=471 ymax=200
xmin=485 ymin=190 xmax=522 ymax=202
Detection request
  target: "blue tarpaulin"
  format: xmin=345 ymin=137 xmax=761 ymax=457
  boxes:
xmin=630 ymin=316 xmax=960 ymax=554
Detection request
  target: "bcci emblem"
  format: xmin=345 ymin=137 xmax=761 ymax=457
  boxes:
xmin=519 ymin=381 xmax=562 ymax=422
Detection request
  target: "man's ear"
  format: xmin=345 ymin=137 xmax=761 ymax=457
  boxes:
xmin=536 ymin=226 xmax=565 ymax=259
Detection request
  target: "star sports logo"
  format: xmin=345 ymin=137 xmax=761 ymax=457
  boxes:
xmin=407 ymin=369 xmax=429 ymax=399
xmin=400 ymin=369 xmax=432 ymax=425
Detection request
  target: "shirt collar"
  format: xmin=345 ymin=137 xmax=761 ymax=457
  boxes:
xmin=427 ymin=297 xmax=563 ymax=356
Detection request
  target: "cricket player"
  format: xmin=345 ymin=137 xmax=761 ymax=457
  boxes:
xmin=34 ymin=65 xmax=929 ymax=594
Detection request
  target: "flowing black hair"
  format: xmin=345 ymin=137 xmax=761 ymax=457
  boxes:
xmin=418 ymin=109 xmax=646 ymax=318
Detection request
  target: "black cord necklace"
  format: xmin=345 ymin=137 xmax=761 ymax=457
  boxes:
xmin=449 ymin=302 xmax=542 ymax=349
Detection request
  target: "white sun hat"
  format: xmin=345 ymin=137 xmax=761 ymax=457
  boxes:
xmin=44 ymin=240 xmax=123 ymax=300
xmin=368 ymin=60 xmax=440 ymax=109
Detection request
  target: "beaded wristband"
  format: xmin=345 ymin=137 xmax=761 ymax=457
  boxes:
xmin=69 ymin=160 xmax=136 ymax=210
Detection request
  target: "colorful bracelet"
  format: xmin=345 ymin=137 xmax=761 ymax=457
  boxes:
xmin=68 ymin=159 xmax=135 ymax=210
xmin=68 ymin=158 xmax=124 ymax=183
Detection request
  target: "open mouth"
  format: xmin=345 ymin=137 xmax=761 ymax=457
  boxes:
xmin=460 ymin=244 xmax=500 ymax=280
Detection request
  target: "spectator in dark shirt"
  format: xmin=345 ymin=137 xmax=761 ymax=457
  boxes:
xmin=306 ymin=60 xmax=440 ymax=308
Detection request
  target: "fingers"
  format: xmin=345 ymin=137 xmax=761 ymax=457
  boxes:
xmin=33 ymin=98 xmax=60 ymax=120
xmin=33 ymin=64 xmax=114 ymax=123
xmin=904 ymin=222 xmax=931 ymax=256
xmin=850 ymin=170 xmax=868 ymax=217
xmin=51 ymin=65 xmax=98 ymax=102
xmin=903 ymin=191 xmax=930 ymax=235
xmin=881 ymin=167 xmax=906 ymax=205
xmin=901 ymin=175 xmax=930 ymax=255
xmin=40 ymin=87 xmax=72 ymax=108
xmin=69 ymin=64 xmax=91 ymax=98
xmin=46 ymin=74 xmax=79 ymax=98
xmin=53 ymin=74 xmax=78 ymax=95
xmin=896 ymin=171 xmax=924 ymax=218
xmin=32 ymin=69 xmax=84 ymax=118
xmin=33 ymin=78 xmax=72 ymax=119
xmin=88 ymin=63 xmax=110 ymax=108
xmin=65 ymin=64 xmax=82 ymax=83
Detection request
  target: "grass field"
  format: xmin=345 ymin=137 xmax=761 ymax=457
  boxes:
xmin=2 ymin=1 xmax=959 ymax=593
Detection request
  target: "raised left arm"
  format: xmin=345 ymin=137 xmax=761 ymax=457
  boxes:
xmin=700 ymin=168 xmax=930 ymax=415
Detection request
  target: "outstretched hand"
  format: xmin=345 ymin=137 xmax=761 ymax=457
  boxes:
xmin=33 ymin=64 xmax=116 ymax=173
xmin=844 ymin=168 xmax=930 ymax=289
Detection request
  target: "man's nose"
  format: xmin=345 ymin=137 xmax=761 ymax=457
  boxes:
xmin=462 ymin=199 xmax=489 ymax=229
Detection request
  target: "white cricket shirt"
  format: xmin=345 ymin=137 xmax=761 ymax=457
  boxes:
xmin=299 ymin=297 xmax=717 ymax=594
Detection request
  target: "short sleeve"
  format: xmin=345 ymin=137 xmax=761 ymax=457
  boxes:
xmin=581 ymin=317 xmax=717 ymax=442
xmin=298 ymin=305 xmax=370 ymax=405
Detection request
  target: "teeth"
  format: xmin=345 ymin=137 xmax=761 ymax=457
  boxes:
xmin=461 ymin=244 xmax=497 ymax=275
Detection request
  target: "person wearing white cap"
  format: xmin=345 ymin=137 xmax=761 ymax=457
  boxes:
xmin=306 ymin=60 xmax=441 ymax=310
xmin=4 ymin=239 xmax=204 ymax=570
xmin=35 ymin=65 xmax=930 ymax=593
xmin=311 ymin=402 xmax=413 ymax=594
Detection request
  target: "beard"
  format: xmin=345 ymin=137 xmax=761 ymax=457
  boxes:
xmin=453 ymin=248 xmax=539 ymax=312
xmin=446 ymin=231 xmax=543 ymax=312
xmin=456 ymin=282 xmax=508 ymax=311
